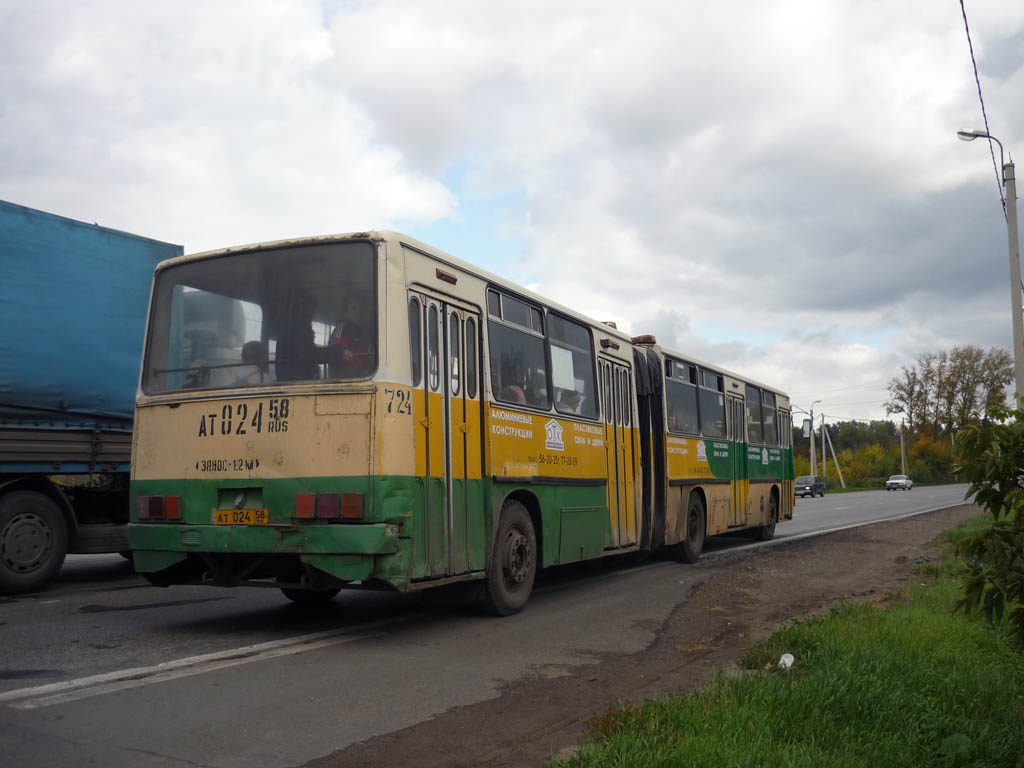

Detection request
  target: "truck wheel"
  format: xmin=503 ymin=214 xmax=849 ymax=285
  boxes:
xmin=483 ymin=500 xmax=536 ymax=616
xmin=671 ymin=494 xmax=705 ymax=563
xmin=0 ymin=491 xmax=69 ymax=594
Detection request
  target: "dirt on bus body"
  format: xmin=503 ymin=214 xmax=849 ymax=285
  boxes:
xmin=309 ymin=504 xmax=981 ymax=768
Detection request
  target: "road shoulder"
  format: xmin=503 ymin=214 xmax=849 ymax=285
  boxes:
xmin=308 ymin=504 xmax=982 ymax=768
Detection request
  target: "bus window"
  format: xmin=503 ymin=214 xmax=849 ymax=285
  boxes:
xmin=699 ymin=370 xmax=726 ymax=438
xmin=618 ymin=370 xmax=626 ymax=428
xmin=409 ymin=297 xmax=422 ymax=387
xmin=488 ymin=289 xmax=548 ymax=408
xmin=465 ymin=317 xmax=478 ymax=399
xmin=142 ymin=242 xmax=376 ymax=393
xmin=745 ymin=384 xmax=763 ymax=443
xmin=449 ymin=314 xmax=461 ymax=396
xmin=666 ymin=360 xmax=699 ymax=434
xmin=428 ymin=304 xmax=440 ymax=392
xmin=549 ymin=313 xmax=596 ymax=418
xmin=762 ymin=390 xmax=778 ymax=445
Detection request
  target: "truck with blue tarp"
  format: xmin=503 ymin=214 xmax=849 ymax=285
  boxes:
xmin=0 ymin=200 xmax=182 ymax=593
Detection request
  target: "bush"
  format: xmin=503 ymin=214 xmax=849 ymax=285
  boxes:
xmin=954 ymin=403 xmax=1024 ymax=646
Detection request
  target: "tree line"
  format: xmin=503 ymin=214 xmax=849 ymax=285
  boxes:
xmin=791 ymin=344 xmax=1012 ymax=488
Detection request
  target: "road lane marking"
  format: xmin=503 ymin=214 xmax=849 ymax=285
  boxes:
xmin=0 ymin=626 xmax=383 ymax=710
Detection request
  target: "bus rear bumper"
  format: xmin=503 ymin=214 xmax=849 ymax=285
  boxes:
xmin=128 ymin=522 xmax=401 ymax=583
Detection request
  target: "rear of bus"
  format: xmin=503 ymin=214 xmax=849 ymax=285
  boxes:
xmin=128 ymin=235 xmax=408 ymax=601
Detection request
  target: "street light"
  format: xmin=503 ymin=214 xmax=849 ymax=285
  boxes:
xmin=958 ymin=128 xmax=1024 ymax=400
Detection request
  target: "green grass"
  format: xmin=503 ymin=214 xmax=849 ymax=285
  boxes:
xmin=551 ymin=517 xmax=1024 ymax=768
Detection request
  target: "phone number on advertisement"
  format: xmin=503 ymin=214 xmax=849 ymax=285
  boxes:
xmin=537 ymin=453 xmax=579 ymax=467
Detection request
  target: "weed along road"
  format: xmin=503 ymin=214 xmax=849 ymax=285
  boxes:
xmin=1 ymin=484 xmax=970 ymax=768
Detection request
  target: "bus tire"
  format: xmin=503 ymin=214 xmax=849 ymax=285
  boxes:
xmin=754 ymin=494 xmax=778 ymax=541
xmin=672 ymin=494 xmax=705 ymax=564
xmin=280 ymin=587 xmax=341 ymax=604
xmin=483 ymin=500 xmax=536 ymax=616
xmin=0 ymin=491 xmax=69 ymax=595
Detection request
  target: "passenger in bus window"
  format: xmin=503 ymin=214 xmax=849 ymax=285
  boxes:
xmin=274 ymin=289 xmax=319 ymax=381
xmin=525 ymin=370 xmax=548 ymax=407
xmin=328 ymin=295 xmax=373 ymax=377
xmin=231 ymin=340 xmax=271 ymax=386
xmin=500 ymin=365 xmax=527 ymax=404
xmin=184 ymin=359 xmax=210 ymax=388
xmin=559 ymin=389 xmax=582 ymax=414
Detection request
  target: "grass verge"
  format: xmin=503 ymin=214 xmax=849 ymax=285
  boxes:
xmin=551 ymin=516 xmax=1024 ymax=768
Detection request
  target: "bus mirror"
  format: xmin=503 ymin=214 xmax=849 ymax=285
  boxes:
xmin=801 ymin=419 xmax=811 ymax=438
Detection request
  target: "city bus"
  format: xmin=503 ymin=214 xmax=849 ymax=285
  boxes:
xmin=129 ymin=231 xmax=793 ymax=614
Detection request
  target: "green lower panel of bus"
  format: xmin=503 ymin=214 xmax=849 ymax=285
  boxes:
xmin=130 ymin=475 xmax=610 ymax=591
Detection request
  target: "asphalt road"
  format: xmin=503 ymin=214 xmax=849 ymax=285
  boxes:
xmin=0 ymin=483 xmax=971 ymax=768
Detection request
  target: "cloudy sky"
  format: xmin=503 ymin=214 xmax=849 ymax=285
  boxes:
xmin=2 ymin=0 xmax=1022 ymax=423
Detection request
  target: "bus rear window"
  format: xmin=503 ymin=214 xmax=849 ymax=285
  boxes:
xmin=142 ymin=242 xmax=377 ymax=393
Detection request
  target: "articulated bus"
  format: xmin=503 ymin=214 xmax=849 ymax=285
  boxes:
xmin=129 ymin=232 xmax=793 ymax=614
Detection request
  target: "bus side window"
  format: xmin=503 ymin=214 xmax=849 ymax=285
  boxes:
xmin=465 ymin=317 xmax=478 ymax=399
xmin=745 ymin=384 xmax=763 ymax=443
xmin=428 ymin=304 xmax=440 ymax=392
xmin=487 ymin=289 xmax=548 ymax=408
xmin=409 ymin=297 xmax=422 ymax=387
xmin=450 ymin=314 xmax=461 ymax=396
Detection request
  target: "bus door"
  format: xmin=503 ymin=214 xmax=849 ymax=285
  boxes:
xmin=413 ymin=292 xmax=484 ymax=577
xmin=728 ymin=394 xmax=748 ymax=527
xmin=599 ymin=358 xmax=638 ymax=548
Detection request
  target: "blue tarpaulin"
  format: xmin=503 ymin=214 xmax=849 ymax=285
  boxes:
xmin=0 ymin=200 xmax=182 ymax=428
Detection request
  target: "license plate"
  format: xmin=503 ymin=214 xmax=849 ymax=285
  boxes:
xmin=213 ymin=508 xmax=269 ymax=525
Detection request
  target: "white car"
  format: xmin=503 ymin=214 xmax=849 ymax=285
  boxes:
xmin=886 ymin=474 xmax=913 ymax=491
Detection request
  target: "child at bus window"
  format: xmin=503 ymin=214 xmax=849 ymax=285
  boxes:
xmin=328 ymin=295 xmax=374 ymax=378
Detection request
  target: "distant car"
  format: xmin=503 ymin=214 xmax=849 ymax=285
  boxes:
xmin=886 ymin=474 xmax=913 ymax=491
xmin=794 ymin=475 xmax=825 ymax=498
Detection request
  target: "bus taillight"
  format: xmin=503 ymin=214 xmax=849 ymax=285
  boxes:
xmin=340 ymin=493 xmax=363 ymax=520
xmin=295 ymin=493 xmax=315 ymax=519
xmin=135 ymin=495 xmax=182 ymax=521
xmin=164 ymin=496 xmax=181 ymax=520
xmin=294 ymin=492 xmax=363 ymax=521
xmin=316 ymin=494 xmax=340 ymax=519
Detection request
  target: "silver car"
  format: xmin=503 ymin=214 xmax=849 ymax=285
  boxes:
xmin=885 ymin=474 xmax=913 ymax=491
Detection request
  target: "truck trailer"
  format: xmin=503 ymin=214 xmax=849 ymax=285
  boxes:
xmin=0 ymin=200 xmax=181 ymax=594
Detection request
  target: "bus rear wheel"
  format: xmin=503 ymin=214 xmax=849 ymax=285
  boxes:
xmin=0 ymin=491 xmax=69 ymax=595
xmin=754 ymin=494 xmax=778 ymax=541
xmin=483 ymin=500 xmax=536 ymax=616
xmin=672 ymin=494 xmax=705 ymax=564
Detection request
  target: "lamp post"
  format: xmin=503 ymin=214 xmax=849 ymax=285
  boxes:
xmin=958 ymin=129 xmax=1024 ymax=400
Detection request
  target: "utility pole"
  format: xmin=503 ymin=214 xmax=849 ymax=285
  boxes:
xmin=958 ymin=130 xmax=1024 ymax=399
xmin=820 ymin=414 xmax=826 ymax=481
xmin=822 ymin=420 xmax=846 ymax=488
xmin=809 ymin=399 xmax=821 ymax=476
xmin=1005 ymin=159 xmax=1024 ymax=400
xmin=900 ymin=418 xmax=907 ymax=475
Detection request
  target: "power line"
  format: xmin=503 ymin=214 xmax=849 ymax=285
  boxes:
xmin=959 ymin=0 xmax=1006 ymax=219
xmin=788 ymin=379 xmax=891 ymax=397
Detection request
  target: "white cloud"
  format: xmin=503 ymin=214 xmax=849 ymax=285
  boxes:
xmin=1 ymin=0 xmax=1022 ymax=421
